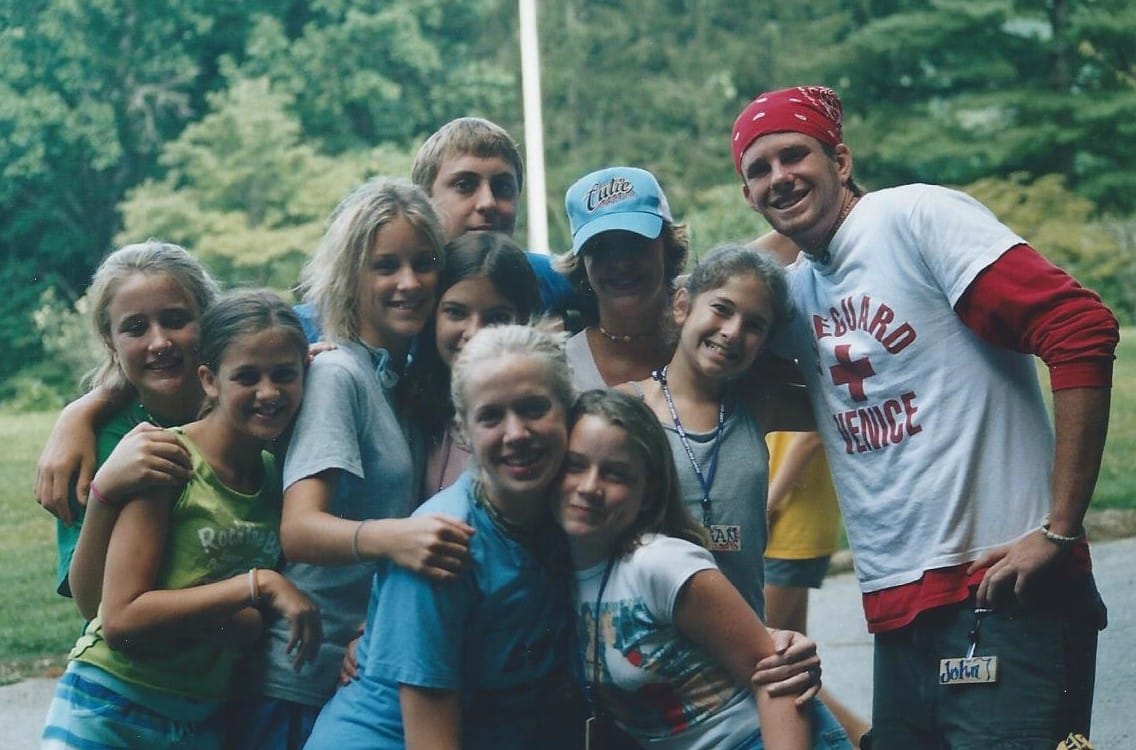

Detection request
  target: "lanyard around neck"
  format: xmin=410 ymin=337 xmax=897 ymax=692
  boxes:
xmin=583 ymin=556 xmax=616 ymax=718
xmin=653 ymin=366 xmax=725 ymax=528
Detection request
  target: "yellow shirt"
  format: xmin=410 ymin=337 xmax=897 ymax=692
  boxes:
xmin=764 ymin=432 xmax=841 ymax=559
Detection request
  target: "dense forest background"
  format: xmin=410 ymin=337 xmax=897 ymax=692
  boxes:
xmin=3 ymin=0 xmax=1134 ymax=409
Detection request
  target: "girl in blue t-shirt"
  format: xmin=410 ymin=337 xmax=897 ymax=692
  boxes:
xmin=306 ymin=324 xmax=581 ymax=750
xmin=42 ymin=290 xmax=320 ymax=749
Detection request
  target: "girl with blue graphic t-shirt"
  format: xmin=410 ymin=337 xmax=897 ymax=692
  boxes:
xmin=42 ymin=290 xmax=321 ymax=749
xmin=554 ymin=389 xmax=825 ymax=750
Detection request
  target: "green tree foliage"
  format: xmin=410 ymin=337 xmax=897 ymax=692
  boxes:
xmin=965 ymin=173 xmax=1136 ymax=320
xmin=682 ymin=185 xmax=772 ymax=259
xmin=0 ymin=0 xmax=291 ymax=385
xmin=524 ymin=0 xmax=787 ymax=246
xmin=0 ymin=0 xmax=289 ymax=287
xmin=118 ymin=77 xmax=414 ymax=289
xmin=803 ymin=0 xmax=1136 ymax=213
xmin=234 ymin=1 xmax=517 ymax=153
xmin=4 ymin=0 xmax=1135 ymax=408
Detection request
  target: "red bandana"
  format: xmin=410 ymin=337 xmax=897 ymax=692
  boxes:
xmin=731 ymin=86 xmax=844 ymax=174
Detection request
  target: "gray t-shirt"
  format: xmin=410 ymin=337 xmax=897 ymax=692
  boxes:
xmin=259 ymin=341 xmax=423 ymax=706
xmin=662 ymin=403 xmax=770 ymax=617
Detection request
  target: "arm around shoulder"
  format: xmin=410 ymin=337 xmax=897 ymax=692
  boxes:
xmin=36 ymin=385 xmax=133 ymax=520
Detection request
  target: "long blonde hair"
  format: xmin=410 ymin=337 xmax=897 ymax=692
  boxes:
xmin=299 ymin=178 xmax=445 ymax=343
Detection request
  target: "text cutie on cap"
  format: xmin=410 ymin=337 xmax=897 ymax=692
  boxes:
xmin=565 ymin=166 xmax=673 ymax=255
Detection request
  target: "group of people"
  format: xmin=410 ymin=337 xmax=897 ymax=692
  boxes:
xmin=33 ymin=84 xmax=1117 ymax=750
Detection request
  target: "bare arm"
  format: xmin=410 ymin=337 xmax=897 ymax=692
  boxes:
xmin=69 ymin=424 xmax=192 ymax=617
xmin=766 ymin=432 xmax=823 ymax=520
xmin=674 ymin=569 xmax=810 ymax=750
xmin=972 ymin=387 xmax=1111 ymax=607
xmin=1047 ymin=388 xmax=1110 ymax=535
xmin=751 ymin=231 xmax=803 ymax=266
xmin=69 ymin=498 xmax=121 ymax=620
xmin=400 ymin=685 xmax=461 ymax=750
xmin=100 ymin=490 xmax=320 ymax=668
xmin=953 ymin=247 xmax=1117 ymax=606
xmin=36 ymin=385 xmax=132 ymax=521
xmin=281 ymin=472 xmax=474 ymax=581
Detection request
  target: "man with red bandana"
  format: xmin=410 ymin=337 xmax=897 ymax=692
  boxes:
xmin=732 ymin=85 xmax=1118 ymax=749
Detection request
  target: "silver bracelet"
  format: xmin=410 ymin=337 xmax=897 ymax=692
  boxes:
xmin=351 ymin=520 xmax=368 ymax=563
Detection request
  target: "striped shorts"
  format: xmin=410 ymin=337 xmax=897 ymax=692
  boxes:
xmin=42 ymin=662 xmax=221 ymax=749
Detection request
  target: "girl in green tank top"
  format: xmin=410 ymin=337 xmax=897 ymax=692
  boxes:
xmin=43 ymin=290 xmax=322 ymax=749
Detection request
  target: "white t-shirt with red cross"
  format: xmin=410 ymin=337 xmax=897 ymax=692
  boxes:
xmin=772 ymin=184 xmax=1054 ymax=593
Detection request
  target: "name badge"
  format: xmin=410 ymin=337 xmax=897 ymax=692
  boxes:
xmin=1057 ymin=733 xmax=1095 ymax=749
xmin=939 ymin=656 xmax=998 ymax=685
xmin=707 ymin=524 xmax=741 ymax=551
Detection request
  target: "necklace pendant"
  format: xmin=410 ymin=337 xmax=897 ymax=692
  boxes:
xmin=598 ymin=324 xmax=647 ymax=344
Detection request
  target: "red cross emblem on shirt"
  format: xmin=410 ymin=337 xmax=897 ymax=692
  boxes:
xmin=830 ymin=344 xmax=875 ymax=402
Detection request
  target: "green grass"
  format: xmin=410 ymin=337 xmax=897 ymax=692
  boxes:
xmin=0 ymin=411 xmax=85 ymax=683
xmin=1 ymin=332 xmax=1133 ymax=676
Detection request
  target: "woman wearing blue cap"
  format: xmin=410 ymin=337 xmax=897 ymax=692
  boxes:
xmin=557 ymin=166 xmax=850 ymax=747
xmin=557 ymin=166 xmax=688 ymax=391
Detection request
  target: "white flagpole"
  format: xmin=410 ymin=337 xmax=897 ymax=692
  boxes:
xmin=518 ymin=0 xmax=549 ymax=254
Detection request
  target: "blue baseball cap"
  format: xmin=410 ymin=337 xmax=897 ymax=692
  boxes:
xmin=565 ymin=167 xmax=673 ymax=255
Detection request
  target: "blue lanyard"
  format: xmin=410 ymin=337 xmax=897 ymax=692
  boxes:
xmin=654 ymin=366 xmax=725 ymax=528
xmin=581 ymin=556 xmax=616 ymax=718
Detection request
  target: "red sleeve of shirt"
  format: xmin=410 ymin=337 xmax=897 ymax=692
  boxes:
xmin=954 ymin=244 xmax=1119 ymax=390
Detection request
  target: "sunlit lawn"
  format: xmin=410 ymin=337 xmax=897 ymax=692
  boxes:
xmin=0 ymin=411 xmax=85 ymax=683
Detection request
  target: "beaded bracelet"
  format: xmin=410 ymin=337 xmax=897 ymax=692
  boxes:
xmin=89 ymin=482 xmax=115 ymax=508
xmin=1039 ymin=521 xmax=1085 ymax=548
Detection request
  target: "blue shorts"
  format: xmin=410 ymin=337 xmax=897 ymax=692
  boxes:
xmin=43 ymin=662 xmax=221 ymax=749
xmin=223 ymin=694 xmax=320 ymax=750
xmin=871 ymin=576 xmax=1106 ymax=749
xmin=764 ymin=556 xmax=832 ymax=589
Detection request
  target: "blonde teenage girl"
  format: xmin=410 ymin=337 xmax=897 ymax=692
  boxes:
xmin=229 ymin=179 xmax=475 ymax=749
xmin=306 ymin=324 xmax=581 ymax=750
xmin=334 ymin=230 xmax=543 ymax=686
xmin=57 ymin=241 xmax=216 ymax=617
xmin=42 ymin=290 xmax=320 ymax=749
